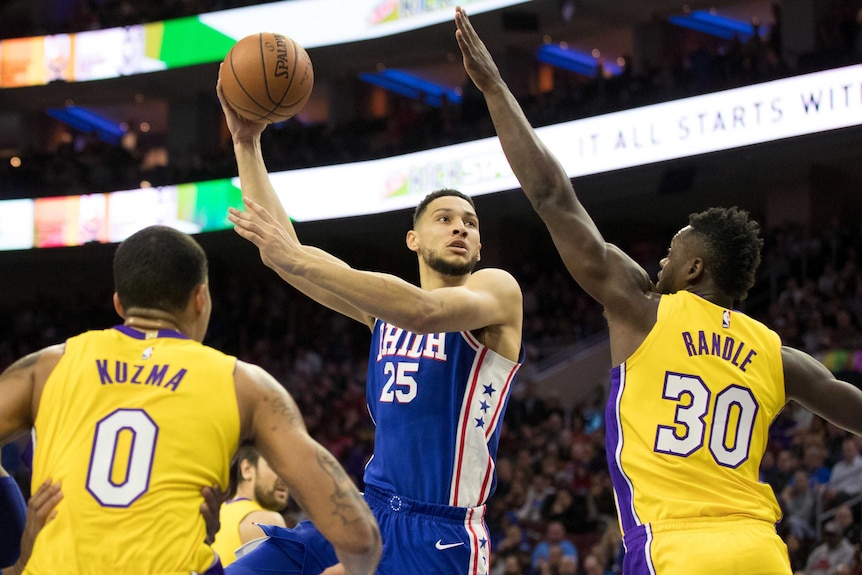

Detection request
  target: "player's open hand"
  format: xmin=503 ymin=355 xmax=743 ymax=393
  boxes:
xmin=201 ymin=484 xmax=228 ymax=545
xmin=216 ymin=68 xmax=267 ymax=144
xmin=455 ymin=6 xmax=503 ymax=93
xmin=319 ymin=564 xmax=346 ymax=575
xmin=229 ymin=197 xmax=302 ymax=273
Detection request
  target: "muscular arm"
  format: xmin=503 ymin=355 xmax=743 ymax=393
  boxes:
xmin=454 ymin=8 xmax=651 ymax=315
xmin=217 ymin=79 xmax=372 ymax=327
xmin=288 ymin=259 xmax=521 ymax=337
xmin=230 ymin=198 xmax=523 ymax=345
xmin=0 ymin=353 xmax=39 ymax=443
xmin=783 ymin=346 xmax=862 ymax=435
xmin=234 ymin=362 xmax=380 ymax=575
xmin=0 ymin=346 xmax=63 ymax=444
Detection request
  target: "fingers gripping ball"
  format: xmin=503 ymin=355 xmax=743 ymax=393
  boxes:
xmin=219 ymin=32 xmax=314 ymax=123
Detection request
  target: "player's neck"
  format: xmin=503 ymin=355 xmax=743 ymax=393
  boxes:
xmin=686 ymin=286 xmax=734 ymax=309
xmin=419 ymin=267 xmax=471 ymax=291
xmin=234 ymin=482 xmax=255 ymax=501
xmin=124 ymin=310 xmax=182 ymax=333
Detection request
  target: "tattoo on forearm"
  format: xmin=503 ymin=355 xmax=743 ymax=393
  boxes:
xmin=316 ymin=446 xmax=365 ymax=526
xmin=267 ymin=390 xmax=300 ymax=427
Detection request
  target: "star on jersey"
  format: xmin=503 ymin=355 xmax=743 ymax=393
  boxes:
xmin=482 ymin=383 xmax=496 ymax=396
xmin=479 ymin=400 xmax=490 ymax=413
xmin=475 ymin=417 xmax=485 ymax=428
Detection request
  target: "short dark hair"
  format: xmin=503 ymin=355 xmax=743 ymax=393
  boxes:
xmin=688 ymin=207 xmax=763 ymax=301
xmin=113 ymin=225 xmax=208 ymax=313
xmin=412 ymin=189 xmax=476 ymax=226
xmin=228 ymin=441 xmax=260 ymax=497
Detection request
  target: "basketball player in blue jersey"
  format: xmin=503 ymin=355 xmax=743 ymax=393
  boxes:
xmin=218 ymin=72 xmax=524 ymax=574
xmin=0 ymin=225 xmax=380 ymax=575
xmin=0 ymin=474 xmax=62 ymax=575
xmin=455 ymin=7 xmax=862 ymax=574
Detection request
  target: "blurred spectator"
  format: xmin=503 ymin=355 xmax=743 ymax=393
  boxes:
xmin=764 ymin=448 xmax=801 ymax=496
xmin=803 ymin=444 xmax=833 ymax=491
xmin=517 ymin=472 xmax=556 ymax=523
xmin=531 ymin=521 xmax=578 ymax=575
xmin=491 ymin=554 xmax=526 ymax=575
xmin=835 ymin=504 xmax=861 ymax=546
xmin=541 ymin=487 xmax=589 ymax=534
xmin=582 ymin=552 xmax=614 ymax=575
xmin=804 ymin=521 xmax=857 ymax=575
xmin=823 ymin=438 xmax=862 ymax=509
xmin=782 ymin=469 xmax=818 ymax=541
xmin=508 ymin=380 xmax=550 ymax=428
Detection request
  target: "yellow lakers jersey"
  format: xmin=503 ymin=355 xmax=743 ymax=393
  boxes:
xmin=27 ymin=326 xmax=241 ymax=575
xmin=606 ymin=291 xmax=784 ymax=535
xmin=211 ymin=498 xmax=265 ymax=566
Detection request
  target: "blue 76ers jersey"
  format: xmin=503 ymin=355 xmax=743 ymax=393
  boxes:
xmin=364 ymin=320 xmax=523 ymax=507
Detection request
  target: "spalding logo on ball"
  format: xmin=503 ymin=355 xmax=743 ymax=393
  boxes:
xmin=220 ymin=32 xmax=314 ymax=124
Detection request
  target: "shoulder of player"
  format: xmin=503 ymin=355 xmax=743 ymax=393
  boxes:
xmin=3 ymin=343 xmax=66 ymax=383
xmin=234 ymin=360 xmax=283 ymax=393
xmin=237 ymin=509 xmax=287 ymax=542
xmin=241 ymin=508 xmax=287 ymax=528
xmin=466 ymin=268 xmax=521 ymax=296
xmin=232 ymin=360 xmax=299 ymax=436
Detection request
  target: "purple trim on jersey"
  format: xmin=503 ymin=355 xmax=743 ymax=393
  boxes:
xmin=605 ymin=365 xmax=639 ymax=533
xmin=201 ymin=556 xmax=226 ymax=575
xmin=622 ymin=523 xmax=657 ymax=575
xmin=113 ymin=325 xmax=190 ymax=340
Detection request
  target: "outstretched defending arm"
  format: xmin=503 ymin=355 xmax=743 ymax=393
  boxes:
xmin=454 ymin=7 xmax=650 ymax=310
xmin=234 ymin=362 xmax=381 ymax=575
xmin=783 ymin=346 xmax=862 ymax=436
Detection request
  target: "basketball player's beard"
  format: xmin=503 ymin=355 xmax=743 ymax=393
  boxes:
xmin=256 ymin=483 xmax=288 ymax=512
xmin=425 ymin=251 xmax=478 ymax=276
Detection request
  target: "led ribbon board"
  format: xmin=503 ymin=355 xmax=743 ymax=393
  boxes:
xmin=1 ymin=64 xmax=860 ymax=250
xmin=0 ymin=0 xmax=531 ymax=87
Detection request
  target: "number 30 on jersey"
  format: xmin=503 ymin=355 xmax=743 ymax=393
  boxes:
xmin=654 ymin=373 xmax=758 ymax=468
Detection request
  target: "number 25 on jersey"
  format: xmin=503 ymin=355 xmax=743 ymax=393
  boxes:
xmin=379 ymin=361 xmax=418 ymax=403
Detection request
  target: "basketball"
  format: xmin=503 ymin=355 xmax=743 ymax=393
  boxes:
xmin=219 ymin=32 xmax=314 ymax=124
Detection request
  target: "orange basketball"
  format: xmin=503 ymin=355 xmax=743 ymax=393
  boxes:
xmin=219 ymin=32 xmax=314 ymax=124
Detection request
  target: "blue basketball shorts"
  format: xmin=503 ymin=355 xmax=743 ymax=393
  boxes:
xmin=225 ymin=485 xmax=491 ymax=575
